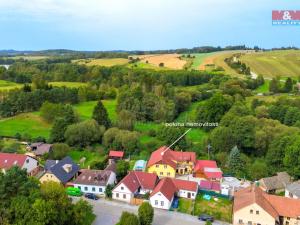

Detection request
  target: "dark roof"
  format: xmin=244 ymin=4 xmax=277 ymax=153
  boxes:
xmin=34 ymin=144 xmax=52 ymax=156
xmin=104 ymin=161 xmax=116 ymax=173
xmin=260 ymin=172 xmax=291 ymax=191
xmin=45 ymin=160 xmax=58 ymax=170
xmin=46 ymin=156 xmax=80 ymax=184
xmin=74 ymin=169 xmax=112 ymax=186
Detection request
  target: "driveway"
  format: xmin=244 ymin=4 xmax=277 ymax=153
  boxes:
xmin=73 ymin=197 xmax=230 ymax=225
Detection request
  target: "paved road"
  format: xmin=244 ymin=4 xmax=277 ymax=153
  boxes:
xmin=73 ymin=197 xmax=230 ymax=225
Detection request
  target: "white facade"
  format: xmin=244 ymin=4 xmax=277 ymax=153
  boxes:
xmin=74 ymin=172 xmax=116 ymax=195
xmin=285 ymin=189 xmax=300 ymax=199
xmin=177 ymin=188 xmax=197 ymax=200
xmin=112 ymin=183 xmax=134 ymax=203
xmin=150 ymin=192 xmax=172 ymax=210
xmin=22 ymin=156 xmax=39 ymax=175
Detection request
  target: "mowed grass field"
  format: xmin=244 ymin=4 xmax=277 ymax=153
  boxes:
xmin=0 ymin=81 xmax=88 ymax=91
xmin=239 ymin=50 xmax=300 ymax=78
xmin=0 ymin=99 xmax=117 ymax=138
xmin=73 ymin=58 xmax=129 ymax=67
xmin=190 ymin=52 xmax=218 ymax=70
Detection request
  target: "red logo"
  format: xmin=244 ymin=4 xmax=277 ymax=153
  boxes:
xmin=272 ymin=10 xmax=300 ymax=20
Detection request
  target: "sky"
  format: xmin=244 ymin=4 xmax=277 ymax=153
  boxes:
xmin=0 ymin=0 xmax=300 ymax=51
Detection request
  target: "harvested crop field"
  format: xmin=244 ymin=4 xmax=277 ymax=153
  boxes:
xmin=73 ymin=58 xmax=129 ymax=67
xmin=134 ymin=54 xmax=187 ymax=69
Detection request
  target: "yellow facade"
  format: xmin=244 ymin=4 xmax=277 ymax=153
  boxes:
xmin=39 ymin=172 xmax=61 ymax=183
xmin=147 ymin=164 xmax=176 ymax=178
xmin=176 ymin=161 xmax=194 ymax=175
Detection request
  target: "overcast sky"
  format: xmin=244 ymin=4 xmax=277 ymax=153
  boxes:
xmin=0 ymin=0 xmax=300 ymax=50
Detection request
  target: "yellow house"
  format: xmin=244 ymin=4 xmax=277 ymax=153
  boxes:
xmin=233 ymin=185 xmax=300 ymax=225
xmin=147 ymin=146 xmax=196 ymax=178
xmin=39 ymin=156 xmax=80 ymax=185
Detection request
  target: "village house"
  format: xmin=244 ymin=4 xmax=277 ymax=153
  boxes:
xmin=112 ymin=171 xmax=158 ymax=203
xmin=221 ymin=176 xmax=251 ymax=196
xmin=73 ymin=163 xmax=116 ymax=195
xmin=0 ymin=152 xmax=39 ymax=176
xmin=233 ymin=185 xmax=300 ymax=225
xmin=149 ymin=177 xmax=198 ymax=210
xmin=28 ymin=142 xmax=53 ymax=156
xmin=259 ymin=172 xmax=292 ymax=194
xmin=199 ymin=180 xmax=221 ymax=193
xmin=193 ymin=160 xmax=223 ymax=181
xmin=285 ymin=181 xmax=300 ymax=199
xmin=147 ymin=146 xmax=196 ymax=178
xmin=39 ymin=156 xmax=80 ymax=185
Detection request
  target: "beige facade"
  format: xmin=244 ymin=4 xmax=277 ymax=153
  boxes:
xmin=233 ymin=203 xmax=276 ymax=225
xmin=39 ymin=172 xmax=61 ymax=183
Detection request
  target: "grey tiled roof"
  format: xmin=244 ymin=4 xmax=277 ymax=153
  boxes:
xmin=286 ymin=181 xmax=300 ymax=198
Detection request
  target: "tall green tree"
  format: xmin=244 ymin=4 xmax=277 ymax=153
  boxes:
xmin=118 ymin=211 xmax=140 ymax=225
xmin=138 ymin=202 xmax=154 ymax=225
xmin=227 ymin=146 xmax=244 ymax=177
xmin=116 ymin=160 xmax=130 ymax=181
xmin=284 ymin=77 xmax=293 ymax=93
xmin=92 ymin=101 xmax=111 ymax=128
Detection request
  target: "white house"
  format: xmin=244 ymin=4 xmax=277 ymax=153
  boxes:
xmin=112 ymin=171 xmax=158 ymax=203
xmin=0 ymin=153 xmax=39 ymax=176
xmin=150 ymin=177 xmax=198 ymax=210
xmin=73 ymin=163 xmax=116 ymax=195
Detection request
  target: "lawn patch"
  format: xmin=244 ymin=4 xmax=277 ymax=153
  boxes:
xmin=68 ymin=149 xmax=105 ymax=168
xmin=177 ymin=198 xmax=194 ymax=214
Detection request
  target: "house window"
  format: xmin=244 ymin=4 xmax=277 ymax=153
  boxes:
xmin=167 ymin=172 xmax=170 ymax=176
xmin=99 ymin=188 xmax=103 ymax=192
xmin=155 ymin=200 xmax=158 ymax=205
xmin=123 ymin=194 xmax=126 ymax=199
xmin=26 ymin=159 xmax=29 ymax=163
xmin=238 ymin=219 xmax=243 ymax=224
xmin=247 ymin=221 xmax=252 ymax=225
xmin=92 ymin=187 xmax=95 ymax=192
xmin=116 ymin=193 xmax=119 ymax=198
xmin=250 ymin=209 xmax=253 ymax=214
xmin=286 ymin=222 xmax=289 ymax=225
xmin=121 ymin=186 xmax=124 ymax=190
xmin=156 ymin=165 xmax=159 ymax=168
xmin=287 ymin=217 xmax=290 ymax=220
xmin=160 ymin=172 xmax=163 ymax=176
xmin=161 ymin=201 xmax=164 ymax=206
xmin=78 ymin=186 xmax=81 ymax=190
xmin=164 ymin=165 xmax=167 ymax=169
xmin=192 ymin=193 xmax=195 ymax=196
xmin=256 ymin=210 xmax=259 ymax=215
xmin=84 ymin=187 xmax=88 ymax=191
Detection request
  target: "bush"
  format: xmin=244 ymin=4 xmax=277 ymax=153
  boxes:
xmin=138 ymin=202 xmax=154 ymax=225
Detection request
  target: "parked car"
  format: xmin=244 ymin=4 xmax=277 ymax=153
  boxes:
xmin=198 ymin=214 xmax=214 ymax=222
xmin=84 ymin=193 xmax=99 ymax=200
xmin=66 ymin=187 xmax=82 ymax=197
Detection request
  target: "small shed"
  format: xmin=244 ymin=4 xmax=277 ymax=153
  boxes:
xmin=108 ymin=150 xmax=124 ymax=160
xmin=133 ymin=160 xmax=147 ymax=171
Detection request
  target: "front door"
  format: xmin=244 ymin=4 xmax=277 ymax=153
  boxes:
xmin=187 ymin=192 xmax=191 ymax=198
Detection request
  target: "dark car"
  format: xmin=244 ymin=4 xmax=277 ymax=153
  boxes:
xmin=198 ymin=214 xmax=214 ymax=222
xmin=84 ymin=193 xmax=99 ymax=200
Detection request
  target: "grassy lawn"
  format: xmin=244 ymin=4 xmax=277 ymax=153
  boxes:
xmin=0 ymin=80 xmax=22 ymax=91
xmin=134 ymin=122 xmax=161 ymax=132
xmin=194 ymin=194 xmax=233 ymax=222
xmin=73 ymin=58 xmax=129 ymax=67
xmin=49 ymin=82 xmax=88 ymax=88
xmin=68 ymin=149 xmax=106 ymax=168
xmin=177 ymin=198 xmax=194 ymax=214
xmin=255 ymin=80 xmax=270 ymax=93
xmin=0 ymin=113 xmax=51 ymax=138
xmin=74 ymin=99 xmax=117 ymax=122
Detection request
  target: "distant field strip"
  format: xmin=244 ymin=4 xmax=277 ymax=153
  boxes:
xmin=73 ymin=58 xmax=129 ymax=67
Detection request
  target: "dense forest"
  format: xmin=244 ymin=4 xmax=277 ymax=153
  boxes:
xmin=1 ymin=54 xmax=300 ymax=182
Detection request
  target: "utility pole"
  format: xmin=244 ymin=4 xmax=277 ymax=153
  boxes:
xmin=207 ymin=143 xmax=212 ymax=160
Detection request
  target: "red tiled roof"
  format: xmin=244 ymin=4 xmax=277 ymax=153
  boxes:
xmin=150 ymin=178 xmax=198 ymax=201
xmin=172 ymin=178 xmax=198 ymax=192
xmin=109 ymin=150 xmax=124 ymax=158
xmin=150 ymin=178 xmax=177 ymax=201
xmin=170 ymin=151 xmax=196 ymax=163
xmin=114 ymin=171 xmax=158 ymax=193
xmin=0 ymin=153 xmax=27 ymax=170
xmin=147 ymin=146 xmax=196 ymax=169
xmin=199 ymin=180 xmax=221 ymax=191
xmin=234 ymin=186 xmax=279 ymax=218
xmin=194 ymin=160 xmax=222 ymax=179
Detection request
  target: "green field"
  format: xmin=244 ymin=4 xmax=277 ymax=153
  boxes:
xmin=73 ymin=58 xmax=129 ymax=67
xmin=0 ymin=80 xmax=22 ymax=90
xmin=49 ymin=82 xmax=88 ymax=88
xmin=0 ymin=113 xmax=51 ymax=138
xmin=255 ymin=80 xmax=270 ymax=93
xmin=190 ymin=52 xmax=218 ymax=70
xmin=239 ymin=50 xmax=300 ymax=78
